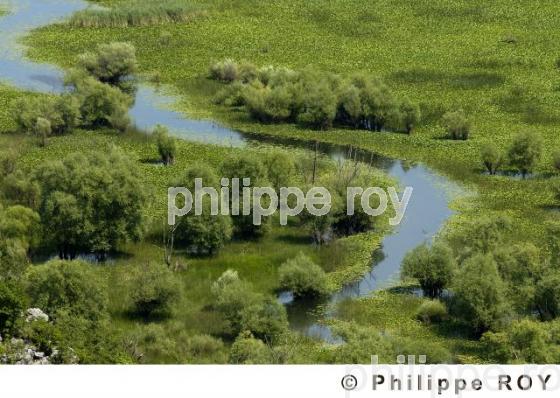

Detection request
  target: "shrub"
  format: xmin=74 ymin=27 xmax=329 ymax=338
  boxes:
xmin=507 ymin=131 xmax=543 ymax=177
xmin=15 ymin=95 xmax=80 ymax=136
xmin=211 ymin=270 xmax=259 ymax=335
xmin=0 ymin=170 xmax=41 ymax=209
xmin=34 ymin=117 xmax=51 ymax=147
xmin=263 ymin=150 xmax=296 ymax=191
xmin=400 ymin=98 xmax=421 ymax=133
xmin=78 ymin=42 xmax=137 ymax=91
xmin=278 ymin=253 xmax=328 ymax=298
xmin=209 ymin=59 xmax=239 ymax=82
xmin=481 ymin=144 xmax=503 ymax=174
xmin=297 ymin=82 xmax=337 ymax=129
xmin=415 ymin=300 xmax=448 ymax=324
xmin=213 ymin=81 xmax=246 ymax=107
xmin=175 ymin=202 xmax=233 ymax=255
xmin=401 ymin=242 xmax=456 ymax=298
xmin=239 ymin=297 xmax=289 ymax=340
xmin=129 ymin=262 xmax=181 ymax=318
xmin=0 ymin=282 xmax=25 ymax=335
xmin=229 ymin=331 xmax=272 ymax=364
xmin=153 ymin=125 xmax=176 ymax=165
xmin=25 ymin=260 xmax=108 ymax=322
xmin=442 ymin=109 xmax=470 ymax=140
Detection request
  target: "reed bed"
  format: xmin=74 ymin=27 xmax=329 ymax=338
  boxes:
xmin=69 ymin=1 xmax=206 ymax=28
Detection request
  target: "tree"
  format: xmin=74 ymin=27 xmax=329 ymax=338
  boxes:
xmin=442 ymin=109 xmax=470 ymax=140
xmin=451 ymin=254 xmax=509 ymax=333
xmin=278 ymin=253 xmax=328 ymax=298
xmin=78 ymin=42 xmax=137 ymax=90
xmin=66 ymin=72 xmax=132 ymax=131
xmin=34 ymin=117 xmax=51 ymax=147
xmin=481 ymin=144 xmax=503 ymax=174
xmin=153 ymin=125 xmax=176 ymax=165
xmin=25 ymin=260 xmax=108 ymax=322
xmin=337 ymin=83 xmax=362 ymax=127
xmin=34 ymin=150 xmax=147 ymax=259
xmin=129 ymin=262 xmax=181 ymax=318
xmin=401 ymin=242 xmax=456 ymax=298
xmin=507 ymin=131 xmax=543 ymax=177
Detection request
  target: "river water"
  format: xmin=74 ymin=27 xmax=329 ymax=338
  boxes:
xmin=0 ymin=0 xmax=458 ymax=342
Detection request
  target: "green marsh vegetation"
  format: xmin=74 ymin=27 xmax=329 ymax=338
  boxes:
xmin=4 ymin=0 xmax=560 ymax=363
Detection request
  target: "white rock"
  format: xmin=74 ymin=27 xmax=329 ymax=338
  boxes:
xmin=26 ymin=308 xmax=49 ymax=323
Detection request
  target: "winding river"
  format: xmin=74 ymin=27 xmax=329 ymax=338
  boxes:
xmin=0 ymin=0 xmax=458 ymax=342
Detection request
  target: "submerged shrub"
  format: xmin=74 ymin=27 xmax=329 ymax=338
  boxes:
xmin=278 ymin=253 xmax=328 ymax=298
xmin=78 ymin=42 xmax=137 ymax=90
xmin=69 ymin=0 xmax=205 ymax=28
xmin=442 ymin=109 xmax=470 ymax=140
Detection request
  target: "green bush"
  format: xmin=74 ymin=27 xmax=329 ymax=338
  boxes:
xmin=481 ymin=144 xmax=503 ymax=174
xmin=442 ymin=109 xmax=470 ymax=140
xmin=278 ymin=253 xmax=328 ymax=298
xmin=451 ymin=254 xmax=509 ymax=333
xmin=0 ymin=282 xmax=25 ymax=335
xmin=209 ymin=59 xmax=239 ymax=82
xmin=239 ymin=297 xmax=289 ymax=340
xmin=25 ymin=260 xmax=108 ymax=322
xmin=78 ymin=42 xmax=137 ymax=89
xmin=129 ymin=262 xmax=181 ymax=318
xmin=401 ymin=242 xmax=456 ymax=298
xmin=415 ymin=300 xmax=448 ymax=324
xmin=66 ymin=71 xmax=132 ymax=131
xmin=553 ymin=150 xmax=560 ymax=172
xmin=507 ymin=131 xmax=543 ymax=177
xmin=15 ymin=95 xmax=80 ymax=136
xmin=229 ymin=331 xmax=272 ymax=364
xmin=175 ymin=202 xmax=233 ymax=255
xmin=153 ymin=125 xmax=177 ymax=165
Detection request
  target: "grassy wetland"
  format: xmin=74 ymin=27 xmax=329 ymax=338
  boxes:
xmin=1 ymin=0 xmax=560 ymax=364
